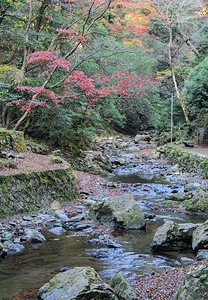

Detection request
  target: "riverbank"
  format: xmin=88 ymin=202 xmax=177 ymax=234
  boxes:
xmin=0 ymin=167 xmax=207 ymax=299
xmin=1 ymin=134 xmax=208 ymax=299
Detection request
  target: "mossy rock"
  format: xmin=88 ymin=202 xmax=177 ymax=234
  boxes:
xmin=0 ymin=128 xmax=26 ymax=153
xmin=162 ymin=145 xmax=208 ymax=179
xmin=174 ymin=265 xmax=208 ymax=299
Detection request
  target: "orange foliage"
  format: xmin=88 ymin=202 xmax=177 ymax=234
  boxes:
xmin=107 ymin=0 xmax=157 ymax=45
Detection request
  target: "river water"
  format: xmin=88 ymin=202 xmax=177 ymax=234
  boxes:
xmin=0 ymin=153 xmax=206 ymax=299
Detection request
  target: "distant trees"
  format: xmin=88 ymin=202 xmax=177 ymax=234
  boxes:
xmin=150 ymin=0 xmax=204 ymax=123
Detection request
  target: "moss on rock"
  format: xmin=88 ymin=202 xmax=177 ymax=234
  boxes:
xmin=162 ymin=145 xmax=208 ymax=178
xmin=0 ymin=166 xmax=78 ymax=218
xmin=0 ymin=128 xmax=26 ymax=152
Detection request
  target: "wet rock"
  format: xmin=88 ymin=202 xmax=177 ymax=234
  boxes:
xmin=109 ymin=272 xmax=138 ymax=300
xmin=74 ymin=224 xmax=92 ymax=231
xmin=13 ymin=238 xmax=21 ymax=243
xmin=143 ymin=212 xmax=155 ymax=219
xmin=1 ymin=231 xmax=13 ymax=241
xmin=179 ymin=257 xmax=195 ymax=264
xmin=151 ymin=220 xmax=199 ymax=251
xmin=53 ymin=210 xmax=69 ymax=222
xmin=103 ymin=238 xmax=121 ymax=248
xmin=26 ymin=229 xmax=46 ymax=243
xmin=49 ymin=227 xmax=66 ymax=235
xmin=0 ymin=242 xmax=7 ymax=258
xmin=38 ymin=266 xmax=118 ymax=300
xmin=196 ymin=249 xmax=208 ymax=261
xmin=89 ymin=194 xmax=146 ymax=229
xmin=44 ymin=218 xmax=57 ymax=227
xmin=22 ymin=216 xmax=33 ymax=221
xmin=173 ymin=264 xmax=208 ymax=300
xmin=184 ymin=182 xmax=201 ymax=191
xmin=87 ymin=238 xmax=100 ymax=245
xmin=20 ymin=221 xmax=30 ymax=227
xmin=9 ymin=221 xmax=16 ymax=227
xmin=192 ymin=220 xmax=208 ymax=251
xmin=3 ymin=240 xmax=24 ymax=254
xmin=68 ymin=214 xmax=85 ymax=222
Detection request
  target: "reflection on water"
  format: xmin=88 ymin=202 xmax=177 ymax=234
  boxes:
xmin=0 ymin=210 xmax=206 ymax=300
xmin=0 ymin=159 xmax=206 ymax=299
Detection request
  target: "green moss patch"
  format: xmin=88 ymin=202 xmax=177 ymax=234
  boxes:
xmin=0 ymin=166 xmax=78 ymax=218
xmin=163 ymin=145 xmax=208 ymax=178
xmin=0 ymin=128 xmax=26 ymax=152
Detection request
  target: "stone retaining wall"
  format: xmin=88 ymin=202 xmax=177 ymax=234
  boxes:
xmin=0 ymin=128 xmax=26 ymax=152
xmin=0 ymin=167 xmax=78 ymax=218
xmin=162 ymin=145 xmax=208 ymax=179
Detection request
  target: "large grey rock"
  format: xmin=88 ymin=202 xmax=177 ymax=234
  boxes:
xmin=0 ymin=242 xmax=7 ymax=258
xmin=135 ymin=134 xmax=151 ymax=143
xmin=3 ymin=240 xmax=24 ymax=254
xmin=173 ymin=264 xmax=208 ymax=300
xmin=192 ymin=220 xmax=208 ymax=251
xmin=38 ymin=266 xmax=118 ymax=299
xmin=127 ymin=146 xmax=141 ymax=153
xmin=26 ymin=229 xmax=46 ymax=243
xmin=196 ymin=249 xmax=208 ymax=261
xmin=48 ymin=227 xmax=66 ymax=235
xmin=184 ymin=182 xmax=201 ymax=191
xmin=109 ymin=272 xmax=138 ymax=300
xmin=54 ymin=210 xmax=69 ymax=222
xmin=89 ymin=194 xmax=146 ymax=229
xmin=151 ymin=221 xmax=199 ymax=251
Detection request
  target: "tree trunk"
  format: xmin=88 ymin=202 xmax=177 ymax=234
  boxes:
xmin=13 ymin=111 xmax=30 ymax=131
xmin=21 ymin=0 xmax=33 ymax=77
xmin=168 ymin=24 xmax=190 ymax=123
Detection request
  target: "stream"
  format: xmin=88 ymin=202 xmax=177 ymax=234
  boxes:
xmin=0 ymin=146 xmax=207 ymax=299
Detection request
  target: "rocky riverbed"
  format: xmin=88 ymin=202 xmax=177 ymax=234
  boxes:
xmin=0 ymin=133 xmax=208 ymax=299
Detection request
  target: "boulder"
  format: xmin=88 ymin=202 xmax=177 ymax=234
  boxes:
xmin=128 ymin=146 xmax=141 ymax=153
xmin=173 ymin=264 xmax=208 ymax=300
xmin=3 ymin=240 xmax=24 ymax=254
xmin=111 ymin=158 xmax=127 ymax=166
xmin=38 ymin=266 xmax=118 ymax=299
xmin=26 ymin=229 xmax=46 ymax=243
xmin=51 ymin=201 xmax=61 ymax=211
xmin=53 ymin=210 xmax=69 ymax=222
xmin=48 ymin=227 xmax=66 ymax=235
xmin=184 ymin=182 xmax=201 ymax=191
xmin=192 ymin=220 xmax=208 ymax=251
xmin=183 ymin=140 xmax=195 ymax=147
xmin=196 ymin=250 xmax=208 ymax=261
xmin=0 ymin=242 xmax=7 ymax=258
xmin=89 ymin=194 xmax=146 ymax=229
xmin=109 ymin=272 xmax=138 ymax=300
xmin=135 ymin=134 xmax=151 ymax=143
xmin=151 ymin=220 xmax=199 ymax=251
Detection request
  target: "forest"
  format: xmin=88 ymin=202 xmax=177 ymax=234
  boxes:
xmin=0 ymin=0 xmax=208 ymax=150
